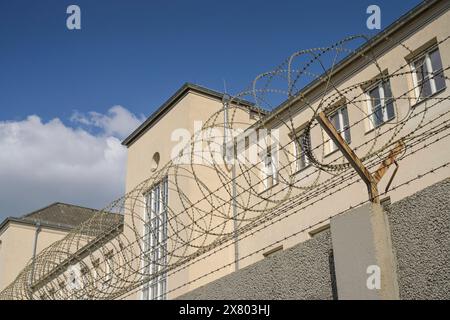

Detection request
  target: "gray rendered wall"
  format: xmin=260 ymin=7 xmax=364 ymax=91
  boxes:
xmin=177 ymin=230 xmax=337 ymax=300
xmin=386 ymin=178 xmax=450 ymax=299
xmin=177 ymin=178 xmax=450 ymax=300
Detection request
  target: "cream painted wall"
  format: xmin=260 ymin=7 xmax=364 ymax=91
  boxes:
xmin=124 ymin=91 xmax=258 ymax=299
xmin=233 ymin=1 xmax=450 ymax=274
xmin=0 ymin=222 xmax=68 ymax=292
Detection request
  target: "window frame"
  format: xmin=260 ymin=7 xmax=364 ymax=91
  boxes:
xmin=365 ymin=80 xmax=395 ymax=131
xmin=103 ymin=251 xmax=114 ymax=285
xmin=410 ymin=45 xmax=446 ymax=102
xmin=142 ymin=177 xmax=168 ymax=300
xmin=292 ymin=128 xmax=310 ymax=173
xmin=327 ymin=105 xmax=351 ymax=154
xmin=261 ymin=151 xmax=279 ymax=191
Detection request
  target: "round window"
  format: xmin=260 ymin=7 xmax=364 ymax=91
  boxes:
xmin=151 ymin=152 xmax=160 ymax=172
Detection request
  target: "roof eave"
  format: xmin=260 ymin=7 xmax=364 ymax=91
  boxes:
xmin=0 ymin=217 xmax=73 ymax=233
xmin=121 ymin=82 xmax=258 ymax=147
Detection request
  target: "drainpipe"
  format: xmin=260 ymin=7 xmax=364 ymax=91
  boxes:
xmin=231 ymin=163 xmax=239 ymax=271
xmin=28 ymin=221 xmax=41 ymax=299
xmin=222 ymin=93 xmax=239 ymax=272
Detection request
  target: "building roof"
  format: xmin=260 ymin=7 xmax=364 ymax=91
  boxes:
xmin=121 ymin=82 xmax=261 ymax=147
xmin=21 ymin=202 xmax=101 ymax=228
xmin=0 ymin=202 xmax=121 ymax=233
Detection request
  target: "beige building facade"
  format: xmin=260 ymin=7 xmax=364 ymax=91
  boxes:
xmin=122 ymin=0 xmax=450 ymax=299
xmin=0 ymin=203 xmax=102 ymax=292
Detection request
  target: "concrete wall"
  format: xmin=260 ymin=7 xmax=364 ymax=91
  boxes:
xmin=176 ymin=178 xmax=449 ymax=300
xmin=386 ymin=177 xmax=450 ymax=300
xmin=330 ymin=203 xmax=399 ymax=300
xmin=177 ymin=230 xmax=337 ymax=300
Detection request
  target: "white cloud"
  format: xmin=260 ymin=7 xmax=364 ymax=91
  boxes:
xmin=0 ymin=106 xmax=144 ymax=220
xmin=70 ymin=105 xmax=145 ymax=139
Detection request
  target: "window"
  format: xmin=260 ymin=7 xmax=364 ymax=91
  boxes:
xmin=58 ymin=280 xmax=66 ymax=291
xmin=142 ymin=177 xmax=168 ymax=300
xmin=249 ymin=110 xmax=259 ymax=120
xmin=261 ymin=152 xmax=278 ymax=190
xmin=411 ymin=46 xmax=445 ymax=101
xmin=293 ymin=129 xmax=310 ymax=171
xmin=91 ymin=259 xmax=100 ymax=288
xmin=103 ymin=251 xmax=114 ymax=285
xmin=327 ymin=105 xmax=351 ymax=153
xmin=47 ymin=288 xmax=56 ymax=300
xmin=366 ymin=80 xmax=395 ymax=129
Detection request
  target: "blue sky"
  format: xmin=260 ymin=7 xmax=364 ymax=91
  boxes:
xmin=0 ymin=0 xmax=422 ymax=219
xmin=0 ymin=0 xmax=422 ymax=122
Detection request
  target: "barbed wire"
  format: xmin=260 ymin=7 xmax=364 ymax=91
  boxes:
xmin=1 ymin=33 xmax=449 ymax=300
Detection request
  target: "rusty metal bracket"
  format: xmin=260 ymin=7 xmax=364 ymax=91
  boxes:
xmin=385 ymin=160 xmax=399 ymax=193
xmin=317 ymin=111 xmax=407 ymax=203
xmin=373 ymin=139 xmax=405 ymax=184
xmin=316 ymin=111 xmax=380 ymax=203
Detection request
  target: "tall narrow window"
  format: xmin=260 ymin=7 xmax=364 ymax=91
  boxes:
xmin=411 ymin=46 xmax=446 ymax=101
xmin=328 ymin=105 xmax=351 ymax=153
xmin=262 ymin=152 xmax=278 ymax=190
xmin=293 ymin=128 xmax=310 ymax=171
xmin=366 ymin=80 xmax=395 ymax=129
xmin=142 ymin=177 xmax=168 ymax=300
